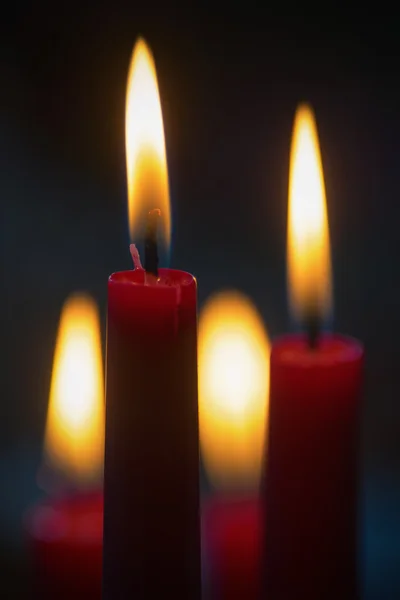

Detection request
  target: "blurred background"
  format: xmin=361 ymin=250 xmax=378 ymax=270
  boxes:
xmin=1 ymin=5 xmax=400 ymax=598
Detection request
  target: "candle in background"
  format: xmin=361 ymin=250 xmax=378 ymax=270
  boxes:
xmin=102 ymin=38 xmax=201 ymax=599
xmin=199 ymin=291 xmax=270 ymax=600
xmin=25 ymin=293 xmax=105 ymax=600
xmin=264 ymin=104 xmax=364 ymax=599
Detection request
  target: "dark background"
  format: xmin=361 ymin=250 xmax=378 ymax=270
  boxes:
xmin=1 ymin=5 xmax=400 ymax=598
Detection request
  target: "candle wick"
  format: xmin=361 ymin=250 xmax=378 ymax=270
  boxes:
xmin=144 ymin=208 xmax=161 ymax=277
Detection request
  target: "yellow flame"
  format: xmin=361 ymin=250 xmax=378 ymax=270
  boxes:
xmin=125 ymin=37 xmax=171 ymax=247
xmin=44 ymin=294 xmax=105 ymax=485
xmin=287 ymin=104 xmax=332 ymax=322
xmin=198 ymin=291 xmax=270 ymax=490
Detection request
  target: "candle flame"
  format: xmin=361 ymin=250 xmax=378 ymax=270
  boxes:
xmin=44 ymin=294 xmax=105 ymax=485
xmin=125 ymin=37 xmax=171 ymax=249
xmin=287 ymin=103 xmax=332 ymax=323
xmin=199 ymin=291 xmax=270 ymax=490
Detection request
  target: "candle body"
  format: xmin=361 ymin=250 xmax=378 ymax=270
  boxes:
xmin=25 ymin=491 xmax=103 ymax=599
xmin=203 ymin=496 xmax=262 ymax=599
xmin=264 ymin=334 xmax=363 ymax=599
xmin=103 ymin=268 xmax=201 ymax=599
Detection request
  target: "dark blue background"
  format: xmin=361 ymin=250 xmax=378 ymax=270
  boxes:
xmin=1 ymin=6 xmax=400 ymax=598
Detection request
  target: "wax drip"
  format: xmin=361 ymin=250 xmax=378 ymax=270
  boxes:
xmin=129 ymin=244 xmax=143 ymax=270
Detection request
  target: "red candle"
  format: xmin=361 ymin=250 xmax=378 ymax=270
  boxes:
xmin=265 ymin=335 xmax=363 ymax=598
xmin=264 ymin=105 xmax=364 ymax=598
xmin=102 ymin=39 xmax=201 ymax=598
xmin=198 ymin=292 xmax=270 ymax=599
xmin=25 ymin=293 xmax=105 ymax=598
xmin=203 ymin=496 xmax=263 ymax=600
xmin=25 ymin=492 xmax=103 ymax=600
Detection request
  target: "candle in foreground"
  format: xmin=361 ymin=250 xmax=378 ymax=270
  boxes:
xmin=102 ymin=38 xmax=201 ymax=599
xmin=264 ymin=104 xmax=364 ymax=599
xmin=25 ymin=293 xmax=105 ymax=599
xmin=199 ymin=291 xmax=270 ymax=599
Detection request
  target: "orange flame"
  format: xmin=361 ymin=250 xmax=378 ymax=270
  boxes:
xmin=287 ymin=104 xmax=332 ymax=323
xmin=125 ymin=37 xmax=171 ymax=248
xmin=198 ymin=291 xmax=270 ymax=490
xmin=44 ymin=294 xmax=105 ymax=485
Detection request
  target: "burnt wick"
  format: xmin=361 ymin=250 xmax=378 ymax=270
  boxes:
xmin=144 ymin=208 xmax=161 ymax=277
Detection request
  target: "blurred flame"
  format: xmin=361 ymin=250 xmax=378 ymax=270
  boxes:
xmin=199 ymin=291 xmax=270 ymax=490
xmin=287 ymin=104 xmax=332 ymax=322
xmin=126 ymin=37 xmax=171 ymax=248
xmin=44 ymin=294 xmax=105 ymax=485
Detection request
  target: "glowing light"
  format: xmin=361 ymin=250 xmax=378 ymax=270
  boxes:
xmin=198 ymin=291 xmax=270 ymax=489
xmin=125 ymin=37 xmax=170 ymax=248
xmin=44 ymin=294 xmax=105 ymax=485
xmin=287 ymin=103 xmax=332 ymax=323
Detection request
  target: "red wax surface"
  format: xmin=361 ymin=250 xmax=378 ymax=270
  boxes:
xmin=264 ymin=334 xmax=364 ymax=599
xmin=107 ymin=267 xmax=196 ymax=336
xmin=203 ymin=496 xmax=262 ymax=600
xmin=104 ymin=268 xmax=201 ymax=598
xmin=25 ymin=491 xmax=103 ymax=599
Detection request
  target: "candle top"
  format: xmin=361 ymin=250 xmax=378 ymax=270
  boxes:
xmin=272 ymin=334 xmax=363 ymax=367
xmin=107 ymin=267 xmax=197 ymax=335
xmin=109 ymin=268 xmax=195 ymax=289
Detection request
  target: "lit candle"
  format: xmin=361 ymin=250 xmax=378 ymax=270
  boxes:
xmin=264 ymin=104 xmax=364 ymax=599
xmin=25 ymin=293 xmax=105 ymax=600
xmin=102 ymin=38 xmax=201 ymax=599
xmin=199 ymin=291 xmax=270 ymax=599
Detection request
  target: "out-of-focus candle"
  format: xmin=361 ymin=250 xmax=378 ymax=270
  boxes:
xmin=199 ymin=291 xmax=270 ymax=600
xmin=202 ymin=496 xmax=262 ymax=600
xmin=264 ymin=104 xmax=363 ymax=599
xmin=25 ymin=294 xmax=105 ymax=600
xmin=27 ymin=492 xmax=103 ymax=600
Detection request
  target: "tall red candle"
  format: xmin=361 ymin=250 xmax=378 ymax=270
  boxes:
xmin=103 ymin=267 xmax=200 ymax=598
xmin=264 ymin=105 xmax=364 ymax=599
xmin=102 ymin=39 xmax=201 ymax=598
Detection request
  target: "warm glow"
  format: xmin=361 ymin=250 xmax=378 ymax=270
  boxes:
xmin=125 ymin=37 xmax=171 ymax=247
xmin=44 ymin=294 xmax=105 ymax=485
xmin=287 ymin=103 xmax=332 ymax=322
xmin=199 ymin=291 xmax=270 ymax=489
